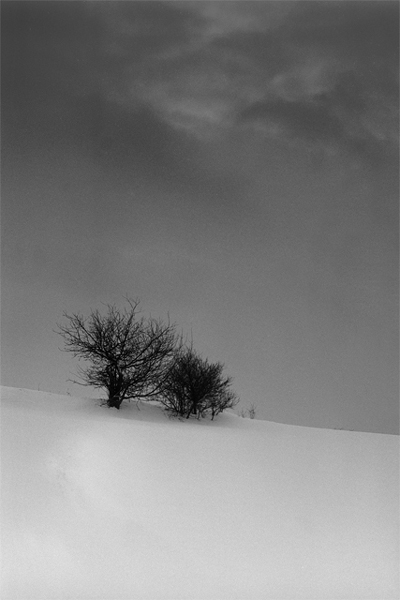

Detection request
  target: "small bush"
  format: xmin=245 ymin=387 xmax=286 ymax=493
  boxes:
xmin=239 ymin=403 xmax=257 ymax=419
xmin=159 ymin=347 xmax=238 ymax=419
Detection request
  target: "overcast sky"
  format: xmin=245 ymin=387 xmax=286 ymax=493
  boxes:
xmin=2 ymin=1 xmax=398 ymax=433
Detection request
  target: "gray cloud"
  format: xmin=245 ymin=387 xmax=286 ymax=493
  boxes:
xmin=2 ymin=1 xmax=246 ymax=201
xmin=239 ymin=2 xmax=398 ymax=160
xmin=3 ymin=1 xmax=398 ymax=165
xmin=242 ymin=96 xmax=344 ymax=145
xmin=286 ymin=1 xmax=399 ymax=66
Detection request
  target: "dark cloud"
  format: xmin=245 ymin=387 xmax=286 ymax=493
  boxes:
xmin=242 ymin=96 xmax=344 ymax=145
xmin=2 ymin=1 xmax=245 ymax=200
xmin=2 ymin=1 xmax=398 ymax=166
xmin=239 ymin=1 xmax=398 ymax=160
xmin=75 ymin=95 xmax=245 ymax=204
xmin=286 ymin=1 xmax=399 ymax=65
xmin=241 ymin=74 xmax=397 ymax=165
xmin=95 ymin=1 xmax=201 ymax=56
xmin=2 ymin=2 xmax=102 ymax=106
xmin=1 ymin=1 xmax=201 ymax=125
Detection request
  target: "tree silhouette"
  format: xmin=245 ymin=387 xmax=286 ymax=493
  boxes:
xmin=159 ymin=347 xmax=238 ymax=419
xmin=57 ymin=299 xmax=179 ymax=409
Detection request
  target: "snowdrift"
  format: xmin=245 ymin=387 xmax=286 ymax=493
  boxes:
xmin=1 ymin=387 xmax=398 ymax=599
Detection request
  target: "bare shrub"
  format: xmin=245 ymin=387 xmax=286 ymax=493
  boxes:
xmin=239 ymin=403 xmax=257 ymax=419
xmin=56 ymin=299 xmax=179 ymax=409
xmin=159 ymin=347 xmax=238 ymax=419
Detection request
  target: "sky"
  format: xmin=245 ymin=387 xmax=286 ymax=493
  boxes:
xmin=1 ymin=1 xmax=399 ymax=434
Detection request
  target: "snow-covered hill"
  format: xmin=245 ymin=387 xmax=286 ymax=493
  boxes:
xmin=1 ymin=387 xmax=398 ymax=599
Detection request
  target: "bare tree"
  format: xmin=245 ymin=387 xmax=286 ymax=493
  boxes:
xmin=56 ymin=299 xmax=179 ymax=409
xmin=159 ymin=347 xmax=238 ymax=419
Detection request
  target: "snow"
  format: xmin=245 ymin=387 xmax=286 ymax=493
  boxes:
xmin=1 ymin=386 xmax=398 ymax=599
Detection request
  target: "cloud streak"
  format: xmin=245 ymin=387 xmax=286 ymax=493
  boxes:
xmin=4 ymin=1 xmax=397 ymax=162
xmin=91 ymin=2 xmax=398 ymax=158
xmin=237 ymin=2 xmax=399 ymax=159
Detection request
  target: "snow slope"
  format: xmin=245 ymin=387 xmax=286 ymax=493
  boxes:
xmin=1 ymin=387 xmax=398 ymax=600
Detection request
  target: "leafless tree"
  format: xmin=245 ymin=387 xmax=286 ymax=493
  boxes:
xmin=56 ymin=299 xmax=180 ymax=409
xmin=159 ymin=347 xmax=238 ymax=419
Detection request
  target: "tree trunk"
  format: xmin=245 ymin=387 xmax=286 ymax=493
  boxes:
xmin=107 ymin=394 xmax=123 ymax=409
xmin=107 ymin=370 xmax=124 ymax=409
